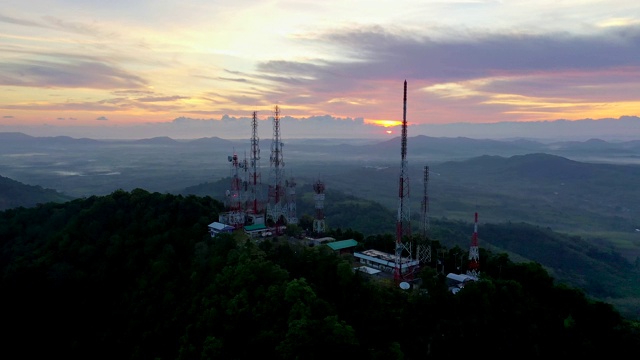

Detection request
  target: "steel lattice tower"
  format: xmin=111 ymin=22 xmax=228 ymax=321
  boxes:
xmin=394 ymin=80 xmax=413 ymax=283
xmin=266 ymin=105 xmax=286 ymax=233
xmin=417 ymin=165 xmax=432 ymax=264
xmin=285 ymin=174 xmax=298 ymax=225
xmin=225 ymin=151 xmax=245 ymax=228
xmin=248 ymin=111 xmax=263 ymax=216
xmin=240 ymin=151 xmax=249 ymax=215
xmin=312 ymin=179 xmax=326 ymax=235
xmin=467 ymin=211 xmax=480 ymax=278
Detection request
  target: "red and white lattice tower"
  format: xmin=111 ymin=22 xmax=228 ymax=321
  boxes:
xmin=247 ymin=111 xmax=263 ymax=217
xmin=312 ymin=179 xmax=326 ymax=235
xmin=225 ymin=151 xmax=245 ymax=229
xmin=285 ymin=175 xmax=298 ymax=225
xmin=417 ymin=165 xmax=431 ymax=264
xmin=467 ymin=211 xmax=480 ymax=278
xmin=267 ymin=105 xmax=286 ymax=234
xmin=240 ymin=151 xmax=249 ymax=213
xmin=394 ymin=80 xmax=413 ymax=283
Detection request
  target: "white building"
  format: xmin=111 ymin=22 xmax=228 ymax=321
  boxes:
xmin=354 ymin=249 xmax=419 ymax=274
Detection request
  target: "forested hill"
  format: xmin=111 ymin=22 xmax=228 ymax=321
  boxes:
xmin=0 ymin=174 xmax=75 ymax=210
xmin=1 ymin=189 xmax=639 ymax=359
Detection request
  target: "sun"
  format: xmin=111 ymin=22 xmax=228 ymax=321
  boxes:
xmin=386 ymin=130 xmax=393 ymax=134
xmin=366 ymin=119 xmax=402 ymax=127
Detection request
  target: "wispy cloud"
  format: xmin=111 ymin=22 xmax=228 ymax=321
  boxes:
xmin=1 ymin=1 xmax=640 ymax=137
xmin=0 ymin=60 xmax=148 ymax=89
xmin=137 ymin=95 xmax=189 ymax=102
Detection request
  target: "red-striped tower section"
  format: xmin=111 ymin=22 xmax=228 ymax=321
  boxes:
xmin=394 ymin=80 xmax=412 ymax=283
xmin=226 ymin=151 xmax=245 ymax=229
xmin=467 ymin=211 xmax=480 ymax=278
xmin=285 ymin=175 xmax=298 ymax=225
xmin=312 ymin=179 xmax=326 ymax=235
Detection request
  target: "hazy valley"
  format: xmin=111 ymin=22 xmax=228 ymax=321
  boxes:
xmin=2 ymin=131 xmax=640 ymax=319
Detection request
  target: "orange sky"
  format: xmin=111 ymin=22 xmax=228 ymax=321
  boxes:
xmin=1 ymin=1 xmax=640 ymax=138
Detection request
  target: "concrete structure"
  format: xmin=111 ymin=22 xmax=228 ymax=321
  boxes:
xmin=307 ymin=236 xmax=335 ymax=246
xmin=354 ymin=266 xmax=382 ymax=275
xmin=355 ymin=249 xmax=419 ymax=274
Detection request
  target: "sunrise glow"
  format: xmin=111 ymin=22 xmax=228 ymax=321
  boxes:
xmin=367 ymin=120 xmax=403 ymax=128
xmin=0 ymin=1 xmax=638 ymax=139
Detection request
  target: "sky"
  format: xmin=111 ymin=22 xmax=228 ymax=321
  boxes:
xmin=1 ymin=0 xmax=640 ymax=139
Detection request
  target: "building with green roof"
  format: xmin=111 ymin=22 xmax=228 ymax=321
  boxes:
xmin=325 ymin=239 xmax=358 ymax=254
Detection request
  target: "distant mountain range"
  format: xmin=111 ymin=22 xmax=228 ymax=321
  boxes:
xmin=2 ymin=115 xmax=640 ymax=141
xmin=3 ymin=130 xmax=640 ymax=165
xmin=411 ymin=115 xmax=640 ymax=141
xmin=0 ymin=175 xmax=75 ymax=211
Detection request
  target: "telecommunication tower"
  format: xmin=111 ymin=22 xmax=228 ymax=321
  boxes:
xmin=266 ymin=106 xmax=286 ymax=233
xmin=312 ymin=179 xmax=326 ymax=235
xmin=467 ymin=211 xmax=480 ymax=277
xmin=247 ymin=111 xmax=263 ymax=219
xmin=285 ymin=175 xmax=298 ymax=225
xmin=225 ymin=151 xmax=245 ymax=229
xmin=417 ymin=165 xmax=432 ymax=264
xmin=394 ymin=80 xmax=413 ymax=283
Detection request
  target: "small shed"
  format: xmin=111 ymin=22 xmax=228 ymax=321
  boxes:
xmin=325 ymin=239 xmax=358 ymax=255
xmin=244 ymin=223 xmax=269 ymax=238
xmin=208 ymin=222 xmax=234 ymax=237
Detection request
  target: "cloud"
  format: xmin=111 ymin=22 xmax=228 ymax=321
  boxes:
xmin=3 ymin=115 xmax=14 ymax=118
xmin=136 ymin=95 xmax=189 ymax=102
xmin=96 ymin=116 xmax=108 ymax=121
xmin=230 ymin=24 xmax=640 ymax=122
xmin=0 ymin=60 xmax=148 ymax=89
xmin=254 ymin=25 xmax=640 ymax=93
xmin=41 ymin=16 xmax=115 ymax=38
xmin=112 ymin=89 xmax=155 ymax=96
xmin=0 ymin=13 xmax=44 ymax=28
xmin=1 ymin=96 xmax=187 ymax=114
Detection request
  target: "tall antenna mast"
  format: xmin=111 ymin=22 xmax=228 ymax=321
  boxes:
xmin=248 ymin=111 xmax=262 ymax=216
xmin=267 ymin=105 xmax=286 ymax=234
xmin=394 ymin=80 xmax=413 ymax=283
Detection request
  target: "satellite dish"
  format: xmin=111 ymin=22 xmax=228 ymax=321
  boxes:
xmin=399 ymin=282 xmax=410 ymax=290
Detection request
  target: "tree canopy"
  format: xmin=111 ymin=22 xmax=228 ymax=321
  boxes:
xmin=1 ymin=189 xmax=638 ymax=359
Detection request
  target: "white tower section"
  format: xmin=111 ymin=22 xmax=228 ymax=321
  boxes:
xmin=225 ymin=151 xmax=245 ymax=228
xmin=285 ymin=175 xmax=298 ymax=225
xmin=312 ymin=179 xmax=326 ymax=234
